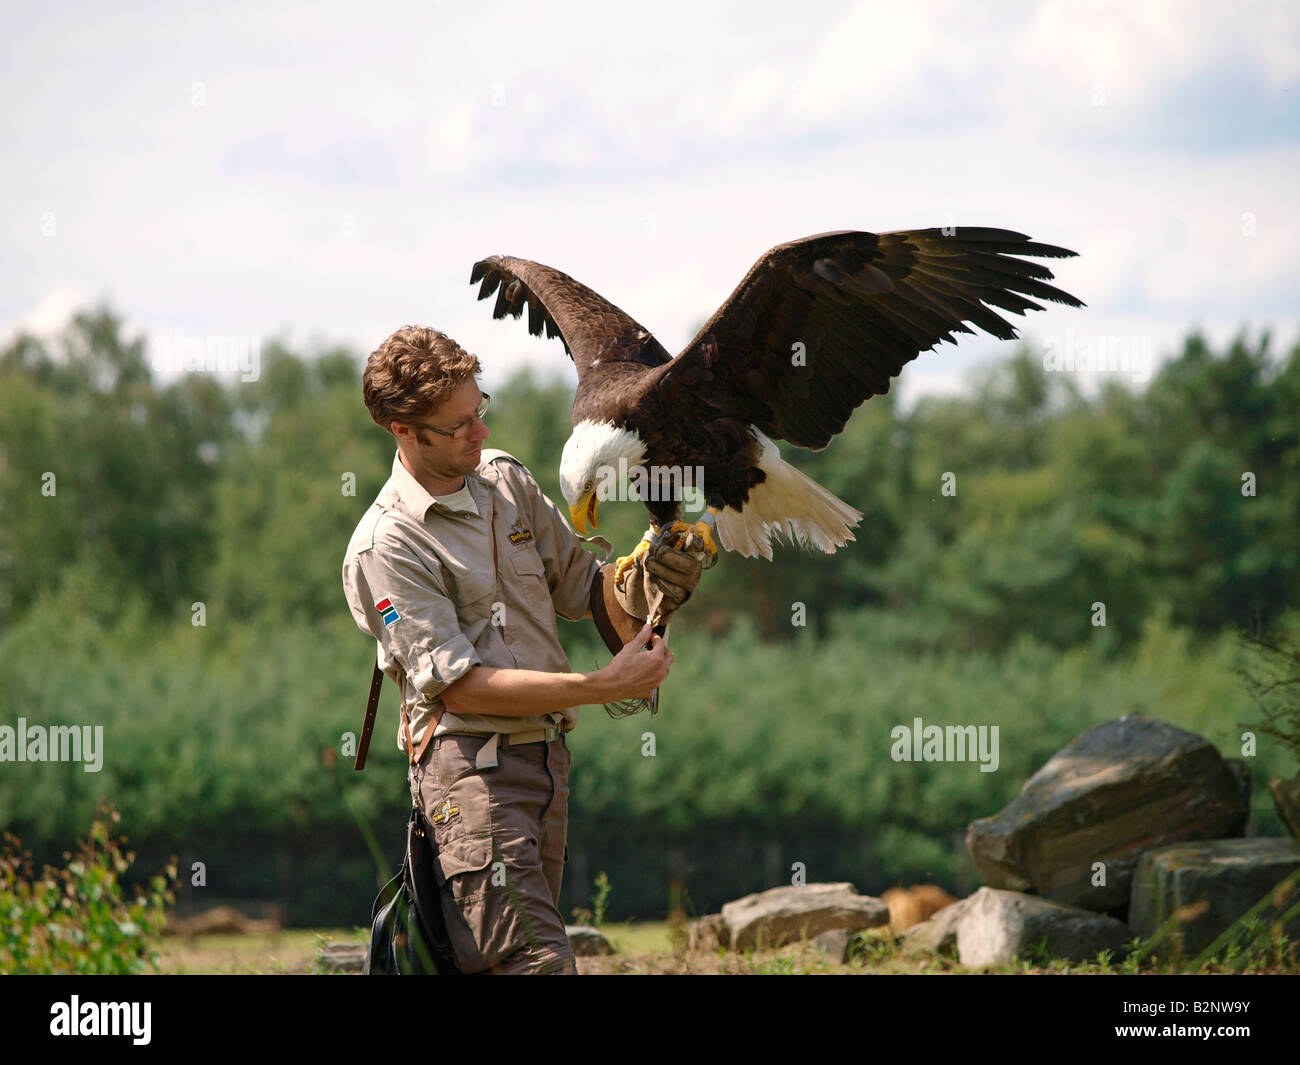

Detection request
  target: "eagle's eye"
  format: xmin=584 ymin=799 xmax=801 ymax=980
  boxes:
xmin=583 ymin=480 xmax=592 ymax=494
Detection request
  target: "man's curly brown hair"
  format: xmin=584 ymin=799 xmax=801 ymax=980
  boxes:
xmin=363 ymin=326 xmax=482 ymax=433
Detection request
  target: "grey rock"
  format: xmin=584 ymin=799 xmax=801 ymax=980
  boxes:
xmin=687 ymin=913 xmax=730 ymax=952
xmin=1129 ymin=837 xmax=1300 ymax=956
xmin=316 ymin=942 xmax=366 ymax=973
xmin=565 ymin=924 xmax=614 ymax=956
xmin=721 ymin=882 xmax=889 ymax=952
xmin=811 ymin=928 xmax=853 ymax=963
xmin=955 ymin=887 xmax=1132 ymax=968
xmin=900 ymin=895 xmax=972 ymax=956
xmin=966 ymin=714 xmax=1248 ymax=911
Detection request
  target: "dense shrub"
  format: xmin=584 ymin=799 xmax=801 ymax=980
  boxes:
xmin=1 ymin=803 xmax=176 ymax=974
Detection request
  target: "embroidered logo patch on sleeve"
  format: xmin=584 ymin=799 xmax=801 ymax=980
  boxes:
xmin=375 ymin=597 xmax=400 ymax=627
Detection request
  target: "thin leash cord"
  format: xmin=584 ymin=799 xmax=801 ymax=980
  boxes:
xmin=599 ymin=587 xmax=666 ymax=719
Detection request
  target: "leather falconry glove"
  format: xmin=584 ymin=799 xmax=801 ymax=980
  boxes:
xmin=617 ymin=538 xmax=703 ymax=627
xmin=590 ymin=536 xmax=705 ymax=653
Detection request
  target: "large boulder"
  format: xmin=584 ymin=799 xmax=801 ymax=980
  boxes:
xmin=955 ymin=887 xmax=1133 ymax=968
xmin=1129 ymin=838 xmax=1300 ymax=956
xmin=721 ymin=882 xmax=889 ymax=952
xmin=966 ymin=714 xmax=1248 ymax=911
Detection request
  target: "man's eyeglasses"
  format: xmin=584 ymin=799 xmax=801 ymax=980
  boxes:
xmin=413 ymin=393 xmax=491 ymax=441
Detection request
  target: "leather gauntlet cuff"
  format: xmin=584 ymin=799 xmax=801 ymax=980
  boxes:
xmin=590 ymin=564 xmax=654 ymax=654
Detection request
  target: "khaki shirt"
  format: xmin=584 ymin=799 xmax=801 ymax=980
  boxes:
xmin=342 ymin=448 xmax=603 ymax=754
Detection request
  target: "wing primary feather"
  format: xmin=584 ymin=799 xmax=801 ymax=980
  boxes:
xmin=979 ymin=288 xmax=1045 ymax=316
xmin=493 ymin=286 xmax=513 ymax=319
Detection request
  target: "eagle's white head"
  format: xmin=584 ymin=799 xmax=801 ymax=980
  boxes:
xmin=559 ymin=419 xmax=647 ymax=533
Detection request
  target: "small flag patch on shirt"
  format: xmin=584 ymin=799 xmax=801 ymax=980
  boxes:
xmin=375 ymin=597 xmax=400 ymax=627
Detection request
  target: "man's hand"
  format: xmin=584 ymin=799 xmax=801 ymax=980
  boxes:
xmin=596 ymin=622 xmax=674 ymax=701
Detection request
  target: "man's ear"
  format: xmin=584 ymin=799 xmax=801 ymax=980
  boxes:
xmin=391 ymin=421 xmax=421 ymax=447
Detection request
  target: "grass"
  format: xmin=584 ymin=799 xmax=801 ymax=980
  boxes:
xmin=157 ymin=928 xmax=362 ymax=975
xmin=149 ymin=915 xmax=1300 ymax=975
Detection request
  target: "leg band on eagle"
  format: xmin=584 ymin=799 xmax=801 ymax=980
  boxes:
xmin=658 ymin=508 xmax=720 ymax=569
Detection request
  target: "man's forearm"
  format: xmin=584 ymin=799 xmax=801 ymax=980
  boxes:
xmin=441 ymin=665 xmax=617 ymax=718
xmin=440 ymin=563 xmax=685 ymax=717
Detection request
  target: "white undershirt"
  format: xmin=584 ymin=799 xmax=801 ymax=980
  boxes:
xmin=432 ymin=479 xmax=478 ymax=516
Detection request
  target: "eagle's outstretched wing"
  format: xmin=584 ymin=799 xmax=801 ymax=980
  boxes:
xmin=469 ymin=256 xmax=671 ymax=376
xmin=651 ymin=228 xmax=1084 ymax=450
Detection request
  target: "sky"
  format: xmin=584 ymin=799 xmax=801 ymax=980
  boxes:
xmin=2 ymin=0 xmax=1297 ymax=406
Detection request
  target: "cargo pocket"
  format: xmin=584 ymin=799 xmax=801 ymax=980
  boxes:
xmin=433 ymin=831 xmax=493 ymax=885
xmin=427 ymin=769 xmax=494 ymax=886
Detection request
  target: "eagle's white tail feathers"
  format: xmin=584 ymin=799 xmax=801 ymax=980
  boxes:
xmin=713 ymin=429 xmax=863 ymax=561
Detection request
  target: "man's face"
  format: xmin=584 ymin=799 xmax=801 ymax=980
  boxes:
xmin=394 ymin=377 xmax=491 ymax=481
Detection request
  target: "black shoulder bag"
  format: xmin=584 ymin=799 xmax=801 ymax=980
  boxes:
xmin=363 ymin=799 xmax=461 ymax=975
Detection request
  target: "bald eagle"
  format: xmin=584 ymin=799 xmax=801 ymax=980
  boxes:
xmin=470 ymin=228 xmax=1082 ymax=585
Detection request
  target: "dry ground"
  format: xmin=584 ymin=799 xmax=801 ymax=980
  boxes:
xmin=154 ymin=922 xmax=1300 ymax=975
xmin=155 ymin=923 xmax=915 ymax=974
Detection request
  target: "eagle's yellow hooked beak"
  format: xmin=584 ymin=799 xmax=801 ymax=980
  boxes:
xmin=570 ymin=493 xmax=599 ymax=534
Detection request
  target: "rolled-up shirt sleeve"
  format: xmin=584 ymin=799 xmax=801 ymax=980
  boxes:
xmin=345 ymin=535 xmax=481 ymax=699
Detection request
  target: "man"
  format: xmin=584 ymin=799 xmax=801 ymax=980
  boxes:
xmin=341 ymin=325 xmax=703 ymax=975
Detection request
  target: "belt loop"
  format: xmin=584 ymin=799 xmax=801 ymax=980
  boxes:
xmin=476 ymin=732 xmax=500 ymax=770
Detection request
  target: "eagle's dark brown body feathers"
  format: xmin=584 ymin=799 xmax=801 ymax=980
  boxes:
xmin=469 ymin=228 xmax=1082 ymax=555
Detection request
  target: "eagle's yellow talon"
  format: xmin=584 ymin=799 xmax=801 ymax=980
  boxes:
xmin=613 ymin=538 xmax=651 ymax=588
xmin=667 ymin=520 xmax=718 ymax=560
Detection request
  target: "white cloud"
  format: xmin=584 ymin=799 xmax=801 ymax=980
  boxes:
xmin=2 ymin=285 xmax=93 ymax=344
xmin=0 ymin=0 xmax=1294 ymax=408
xmin=800 ymin=0 xmax=981 ymax=122
xmin=428 ymin=102 xmax=478 ymax=178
